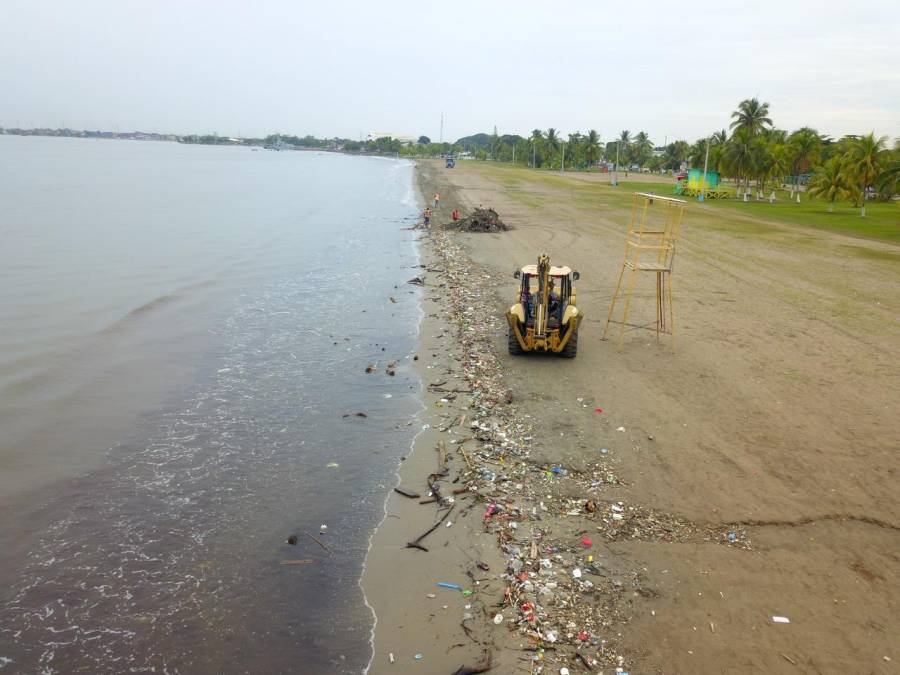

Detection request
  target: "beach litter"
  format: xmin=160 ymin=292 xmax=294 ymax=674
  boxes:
xmin=436 ymin=582 xmax=462 ymax=591
xmin=401 ymin=206 xmax=752 ymax=673
xmin=443 ymin=207 xmax=509 ymax=233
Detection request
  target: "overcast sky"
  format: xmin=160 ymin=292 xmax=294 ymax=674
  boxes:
xmin=2 ymin=0 xmax=897 ymax=144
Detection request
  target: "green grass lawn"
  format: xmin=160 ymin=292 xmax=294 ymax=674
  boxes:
xmin=463 ymin=162 xmax=900 ymax=245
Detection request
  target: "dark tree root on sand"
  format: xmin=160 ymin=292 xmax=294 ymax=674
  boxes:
xmin=406 ymin=504 xmax=455 ymax=552
xmin=451 ymin=649 xmax=493 ymax=675
xmin=394 ymin=487 xmax=420 ymax=499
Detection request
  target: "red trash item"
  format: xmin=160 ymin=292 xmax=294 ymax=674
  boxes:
xmin=578 ymin=631 xmax=589 ymax=641
xmin=581 ymin=536 xmax=593 ymax=548
xmin=594 ymin=407 xmax=603 ymax=413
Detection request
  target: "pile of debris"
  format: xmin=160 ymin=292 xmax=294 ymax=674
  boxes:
xmin=445 ymin=207 xmax=509 ymax=233
xmin=413 ymin=222 xmax=751 ymax=673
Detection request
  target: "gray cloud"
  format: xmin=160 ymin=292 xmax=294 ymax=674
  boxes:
xmin=1 ymin=0 xmax=897 ymax=143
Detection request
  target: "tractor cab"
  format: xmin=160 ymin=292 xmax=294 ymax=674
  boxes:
xmin=506 ymin=255 xmax=583 ymax=357
xmin=514 ymin=264 xmax=578 ymax=328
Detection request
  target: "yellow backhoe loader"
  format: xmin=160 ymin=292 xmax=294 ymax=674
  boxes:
xmin=506 ymin=255 xmax=582 ymax=357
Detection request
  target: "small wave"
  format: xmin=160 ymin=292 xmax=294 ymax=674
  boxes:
xmin=75 ymin=279 xmax=219 ymax=347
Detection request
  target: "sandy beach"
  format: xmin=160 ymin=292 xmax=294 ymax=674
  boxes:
xmin=362 ymin=159 xmax=899 ymax=674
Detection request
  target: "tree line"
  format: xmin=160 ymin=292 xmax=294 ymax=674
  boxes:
xmin=393 ymin=98 xmax=897 ymax=216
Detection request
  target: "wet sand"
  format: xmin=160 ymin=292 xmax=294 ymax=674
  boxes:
xmin=363 ymin=159 xmax=899 ymax=673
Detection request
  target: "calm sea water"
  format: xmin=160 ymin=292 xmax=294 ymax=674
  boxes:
xmin=0 ymin=136 xmax=422 ymax=673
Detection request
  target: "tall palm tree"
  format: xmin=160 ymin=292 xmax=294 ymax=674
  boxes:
xmin=845 ymin=132 xmax=888 ymax=216
xmin=768 ymin=143 xmax=792 ymax=189
xmin=546 ymin=128 xmax=560 ymax=151
xmin=729 ymin=97 xmax=773 ymax=138
xmin=787 ymin=127 xmax=823 ymax=198
xmin=530 ymin=129 xmax=543 ymax=168
xmin=875 ymin=160 xmax=899 ymax=195
xmin=545 ymin=128 xmax=561 ymax=169
xmin=585 ymin=129 xmax=601 ymax=167
xmin=724 ymin=129 xmax=755 ymax=195
xmin=751 ymin=137 xmax=776 ymax=197
xmin=632 ymin=131 xmax=653 ymax=167
xmin=664 ymin=140 xmax=690 ymax=171
xmin=807 ymin=159 xmax=851 ymax=212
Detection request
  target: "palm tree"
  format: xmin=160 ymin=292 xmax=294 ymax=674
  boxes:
xmin=546 ymin=128 xmax=560 ymax=151
xmin=729 ymin=97 xmax=773 ymax=138
xmin=632 ymin=131 xmax=653 ymax=167
xmin=567 ymin=132 xmax=583 ymax=169
xmin=807 ymin=159 xmax=851 ymax=212
xmin=787 ymin=128 xmax=823 ymax=199
xmin=845 ymin=132 xmax=888 ymax=216
xmin=663 ymin=140 xmax=690 ymax=171
xmin=875 ymin=160 xmax=899 ymax=196
xmin=768 ymin=143 xmax=792 ymax=190
xmin=585 ymin=129 xmax=601 ymax=167
xmin=689 ymin=139 xmax=707 ymax=168
xmin=545 ymin=128 xmax=561 ymax=169
xmin=530 ymin=129 xmax=543 ymax=168
xmin=724 ymin=129 xmax=755 ymax=196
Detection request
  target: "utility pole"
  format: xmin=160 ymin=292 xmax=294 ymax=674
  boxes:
xmin=440 ymin=114 xmax=444 ymax=144
xmin=699 ymin=136 xmax=710 ymax=202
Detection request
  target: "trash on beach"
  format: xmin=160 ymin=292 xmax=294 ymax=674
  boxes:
xmin=407 ymin=276 xmax=425 ymax=285
xmin=365 ymin=364 xmax=376 ymax=373
xmin=772 ymin=616 xmax=791 ymax=624
xmin=286 ymin=535 xmax=298 ymax=545
xmin=326 ymin=462 xmax=339 ymax=468
xmin=493 ymin=613 xmax=504 ymax=624
xmin=594 ymin=407 xmax=603 ymax=413
xmin=319 ymin=524 xmax=328 ymax=533
xmin=394 ymin=487 xmax=420 ymax=499
xmin=414 ymin=653 xmax=423 ymax=660
xmin=389 ymin=296 xmax=397 ymax=303
xmin=444 ymin=207 xmax=509 ymax=233
xmin=616 ymin=426 xmax=626 ymax=432
xmin=436 ymin=582 xmax=462 ymax=591
xmin=279 ymin=559 xmax=314 ymax=565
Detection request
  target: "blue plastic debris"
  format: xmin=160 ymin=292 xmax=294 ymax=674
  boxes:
xmin=436 ymin=582 xmax=462 ymax=591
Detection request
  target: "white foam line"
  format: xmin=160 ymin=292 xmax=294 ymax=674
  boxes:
xmin=361 ymin=162 xmax=425 ymax=675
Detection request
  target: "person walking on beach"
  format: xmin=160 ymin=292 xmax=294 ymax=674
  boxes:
xmin=433 ymin=192 xmax=440 ymax=209
xmin=423 ymin=207 xmax=432 ymax=226
xmin=451 ymin=208 xmax=460 ymax=221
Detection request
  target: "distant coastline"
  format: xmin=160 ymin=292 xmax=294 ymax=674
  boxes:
xmin=0 ymin=127 xmax=415 ymax=156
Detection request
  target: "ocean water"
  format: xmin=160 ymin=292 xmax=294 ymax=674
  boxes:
xmin=0 ymin=136 xmax=422 ymax=673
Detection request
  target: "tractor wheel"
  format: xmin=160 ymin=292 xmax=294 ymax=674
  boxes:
xmin=508 ymin=326 xmax=525 ymax=355
xmin=560 ymin=329 xmax=578 ymax=358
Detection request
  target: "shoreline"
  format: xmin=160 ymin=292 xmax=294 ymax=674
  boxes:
xmin=363 ymin=159 xmax=899 ymax=674
xmin=362 ymin=162 xmax=636 ymax=674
